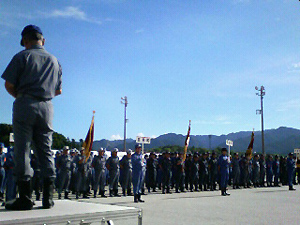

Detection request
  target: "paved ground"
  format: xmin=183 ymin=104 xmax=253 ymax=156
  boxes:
xmin=78 ymin=185 xmax=300 ymax=225
xmin=1 ymin=186 xmax=299 ymax=224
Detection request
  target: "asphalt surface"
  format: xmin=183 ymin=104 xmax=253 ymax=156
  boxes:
xmin=1 ymin=185 xmax=299 ymax=224
xmin=78 ymin=185 xmax=300 ymax=225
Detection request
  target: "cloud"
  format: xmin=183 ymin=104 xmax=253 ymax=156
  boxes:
xmin=135 ymin=29 xmax=144 ymax=34
xmin=277 ymin=99 xmax=300 ymax=112
xmin=43 ymin=6 xmax=102 ymax=25
xmin=137 ymin=133 xmax=144 ymax=137
xmin=110 ymin=134 xmax=122 ymax=140
xmin=292 ymin=62 xmax=300 ymax=69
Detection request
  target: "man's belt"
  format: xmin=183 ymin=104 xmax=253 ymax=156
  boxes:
xmin=17 ymin=93 xmax=52 ymax=101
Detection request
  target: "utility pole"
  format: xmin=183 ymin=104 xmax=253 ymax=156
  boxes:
xmin=208 ymin=135 xmax=212 ymax=151
xmin=255 ymin=86 xmax=266 ymax=156
xmin=121 ymin=96 xmax=128 ymax=152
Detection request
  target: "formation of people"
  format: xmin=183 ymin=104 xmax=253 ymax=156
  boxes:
xmin=1 ymin=142 xmax=298 ymax=205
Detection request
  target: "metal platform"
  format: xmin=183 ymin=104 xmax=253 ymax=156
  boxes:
xmin=0 ymin=200 xmax=142 ymax=225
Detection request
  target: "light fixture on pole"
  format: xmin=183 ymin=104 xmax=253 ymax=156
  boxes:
xmin=121 ymin=96 xmax=128 ymax=152
xmin=255 ymin=86 xmax=265 ymax=156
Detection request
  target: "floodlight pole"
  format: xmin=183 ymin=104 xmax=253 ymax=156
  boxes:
xmin=255 ymin=86 xmax=266 ymax=156
xmin=121 ymin=96 xmax=128 ymax=152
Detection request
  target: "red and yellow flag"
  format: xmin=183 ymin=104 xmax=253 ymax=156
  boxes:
xmin=83 ymin=111 xmax=95 ymax=162
xmin=183 ymin=120 xmax=191 ymax=162
xmin=245 ymin=131 xmax=254 ymax=158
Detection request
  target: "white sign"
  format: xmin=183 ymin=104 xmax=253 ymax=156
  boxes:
xmin=294 ymin=149 xmax=300 ymax=154
xmin=9 ymin=133 xmax=14 ymax=143
xmin=136 ymin=136 xmax=151 ymax=144
xmin=226 ymin=139 xmax=233 ymax=147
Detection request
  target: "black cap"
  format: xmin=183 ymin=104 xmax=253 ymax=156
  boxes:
xmin=221 ymin=148 xmax=228 ymax=152
xmin=20 ymin=25 xmax=43 ymax=46
xmin=135 ymin=144 xmax=142 ymax=149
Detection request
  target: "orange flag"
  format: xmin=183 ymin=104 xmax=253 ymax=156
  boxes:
xmin=183 ymin=120 xmax=191 ymax=162
xmin=245 ymin=131 xmax=254 ymax=158
xmin=83 ymin=111 xmax=95 ymax=162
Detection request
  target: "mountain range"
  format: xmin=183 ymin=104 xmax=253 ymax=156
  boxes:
xmin=93 ymin=126 xmax=300 ymax=155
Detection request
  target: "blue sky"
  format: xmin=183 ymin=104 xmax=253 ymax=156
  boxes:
xmin=0 ymin=0 xmax=299 ymax=143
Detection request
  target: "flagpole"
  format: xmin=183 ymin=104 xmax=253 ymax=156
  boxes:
xmin=121 ymin=96 xmax=128 ymax=152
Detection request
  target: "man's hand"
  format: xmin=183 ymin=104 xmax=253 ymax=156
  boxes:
xmin=55 ymin=89 xmax=62 ymax=96
xmin=4 ymin=81 xmax=17 ymax=98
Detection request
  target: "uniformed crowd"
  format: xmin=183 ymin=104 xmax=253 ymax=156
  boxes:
xmin=0 ymin=142 xmax=299 ymax=204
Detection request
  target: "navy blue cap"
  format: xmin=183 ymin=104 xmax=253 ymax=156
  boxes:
xmin=135 ymin=144 xmax=142 ymax=149
xmin=20 ymin=25 xmax=43 ymax=46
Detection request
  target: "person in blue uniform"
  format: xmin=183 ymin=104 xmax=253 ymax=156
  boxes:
xmin=209 ymin=152 xmax=218 ymax=191
xmin=146 ymin=152 xmax=157 ymax=193
xmin=131 ymin=144 xmax=145 ymax=203
xmin=272 ymin=155 xmax=280 ymax=187
xmin=231 ymin=153 xmax=240 ymax=189
xmin=199 ymin=152 xmax=209 ymax=191
xmin=30 ymin=153 xmax=41 ymax=201
xmin=106 ymin=148 xmax=120 ymax=197
xmin=0 ymin=143 xmax=6 ymax=202
xmin=190 ymin=153 xmax=199 ymax=192
xmin=174 ymin=152 xmax=185 ymax=193
xmin=266 ymin=155 xmax=274 ymax=187
xmin=259 ymin=154 xmax=266 ymax=187
xmin=161 ymin=151 xmax=172 ymax=194
xmin=120 ymin=149 xmax=133 ymax=196
xmin=74 ymin=148 xmax=89 ymax=199
xmin=92 ymin=148 xmax=107 ymax=198
xmin=218 ymin=148 xmax=230 ymax=196
xmin=2 ymin=146 xmax=17 ymax=206
xmin=56 ymin=146 xmax=72 ymax=199
xmin=1 ymin=24 xmax=62 ymax=210
xmin=287 ymin=153 xmax=296 ymax=191
xmin=252 ymin=154 xmax=260 ymax=188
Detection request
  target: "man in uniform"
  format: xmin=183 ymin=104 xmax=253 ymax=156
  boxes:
xmin=184 ymin=153 xmax=192 ymax=191
xmin=56 ymin=146 xmax=71 ymax=199
xmin=287 ymin=153 xmax=296 ymax=191
xmin=218 ymin=148 xmax=230 ymax=196
xmin=252 ymin=154 xmax=260 ymax=188
xmin=146 ymin=152 xmax=157 ymax=193
xmin=74 ymin=148 xmax=89 ymax=199
xmin=259 ymin=154 xmax=266 ymax=187
xmin=266 ymin=155 xmax=274 ymax=187
xmin=106 ymin=148 xmax=120 ymax=197
xmin=0 ymin=143 xmax=6 ymax=202
xmin=174 ymin=152 xmax=185 ymax=193
xmin=190 ymin=153 xmax=199 ymax=192
xmin=273 ymin=155 xmax=280 ymax=187
xmin=2 ymin=25 xmax=62 ymax=210
xmin=69 ymin=149 xmax=77 ymax=194
xmin=241 ymin=154 xmax=251 ymax=188
xmin=30 ymin=153 xmax=41 ymax=201
xmin=161 ymin=151 xmax=172 ymax=194
xmin=92 ymin=148 xmax=107 ymax=198
xmin=199 ymin=152 xmax=209 ymax=191
xmin=209 ymin=152 xmax=218 ymax=191
xmin=120 ymin=149 xmax=133 ymax=196
xmin=3 ymin=146 xmax=17 ymax=204
xmin=231 ymin=153 xmax=240 ymax=189
xmin=131 ymin=144 xmax=145 ymax=202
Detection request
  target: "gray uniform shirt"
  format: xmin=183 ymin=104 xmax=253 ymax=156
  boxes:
xmin=1 ymin=45 xmax=62 ymax=99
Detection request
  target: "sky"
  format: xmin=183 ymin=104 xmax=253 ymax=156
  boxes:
xmin=0 ymin=0 xmax=299 ymax=143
